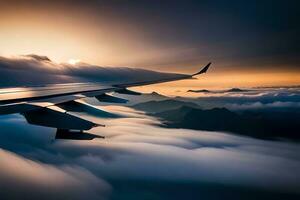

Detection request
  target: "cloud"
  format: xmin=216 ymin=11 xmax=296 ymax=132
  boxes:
xmin=0 ymin=55 xmax=299 ymax=199
xmin=24 ymin=54 xmax=52 ymax=62
xmin=177 ymin=86 xmax=300 ymax=111
xmin=225 ymin=101 xmax=300 ymax=110
xmin=0 ymin=106 xmax=300 ymax=199
xmin=0 ymin=149 xmax=111 ymax=200
xmin=0 ymin=55 xmax=73 ymax=87
xmin=0 ymin=55 xmax=181 ymax=87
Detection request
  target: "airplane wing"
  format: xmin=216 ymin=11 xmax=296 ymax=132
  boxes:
xmin=0 ymin=63 xmax=211 ymax=135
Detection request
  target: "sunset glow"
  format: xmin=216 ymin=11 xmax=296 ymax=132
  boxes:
xmin=0 ymin=1 xmax=299 ymax=92
xmin=68 ymin=59 xmax=81 ymax=65
xmin=1 ymin=1 xmax=300 ymax=200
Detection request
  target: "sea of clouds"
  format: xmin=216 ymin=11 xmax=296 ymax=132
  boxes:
xmin=0 ymin=54 xmax=299 ymax=199
xmin=0 ymin=105 xmax=300 ymax=199
xmin=180 ymin=86 xmax=300 ymax=112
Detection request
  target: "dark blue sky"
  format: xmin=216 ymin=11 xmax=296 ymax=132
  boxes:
xmin=112 ymin=0 xmax=299 ymax=45
xmin=81 ymin=0 xmax=300 ymax=70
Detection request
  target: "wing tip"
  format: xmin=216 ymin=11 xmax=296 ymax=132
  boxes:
xmin=192 ymin=62 xmax=211 ymax=76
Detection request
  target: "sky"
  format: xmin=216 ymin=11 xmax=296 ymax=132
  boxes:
xmin=0 ymin=0 xmax=299 ymax=89
xmin=1 ymin=2 xmax=300 ymax=198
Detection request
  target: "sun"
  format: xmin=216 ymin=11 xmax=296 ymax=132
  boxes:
xmin=68 ymin=59 xmax=81 ymax=65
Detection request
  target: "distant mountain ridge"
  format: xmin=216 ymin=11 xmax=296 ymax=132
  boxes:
xmin=226 ymin=88 xmax=249 ymax=92
xmin=121 ymin=91 xmax=168 ymax=105
xmin=132 ymin=99 xmax=199 ymax=113
xmin=154 ymin=105 xmax=300 ymax=140
xmin=187 ymin=89 xmax=211 ymax=93
xmin=132 ymin=99 xmax=300 ymax=141
xmin=187 ymin=88 xmax=251 ymax=93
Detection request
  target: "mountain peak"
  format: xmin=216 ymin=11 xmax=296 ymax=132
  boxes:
xmin=226 ymin=88 xmax=248 ymax=92
xmin=187 ymin=89 xmax=211 ymax=93
xmin=150 ymin=91 xmax=163 ymax=96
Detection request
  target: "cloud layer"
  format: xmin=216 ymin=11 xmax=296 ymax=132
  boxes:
xmin=0 ymin=55 xmax=180 ymax=87
xmin=0 ymin=149 xmax=111 ymax=200
xmin=176 ymin=86 xmax=300 ymax=111
xmin=0 ymin=105 xmax=300 ymax=199
xmin=0 ymin=54 xmax=299 ymax=199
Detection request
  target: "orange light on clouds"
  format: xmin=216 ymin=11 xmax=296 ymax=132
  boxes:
xmin=0 ymin=3 xmax=194 ymax=68
xmin=133 ymin=71 xmax=300 ymax=96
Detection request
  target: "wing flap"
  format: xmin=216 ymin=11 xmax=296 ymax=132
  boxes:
xmin=115 ymin=88 xmax=141 ymax=95
xmin=23 ymin=106 xmax=100 ymax=130
xmin=0 ymin=103 xmax=40 ymax=115
xmin=95 ymin=94 xmax=128 ymax=103
xmin=58 ymin=100 xmax=119 ymax=118
xmin=55 ymin=129 xmax=104 ymax=140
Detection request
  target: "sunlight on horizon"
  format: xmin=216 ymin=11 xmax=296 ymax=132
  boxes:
xmin=68 ymin=59 xmax=81 ymax=65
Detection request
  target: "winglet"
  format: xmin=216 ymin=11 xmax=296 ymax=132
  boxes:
xmin=192 ymin=62 xmax=211 ymax=76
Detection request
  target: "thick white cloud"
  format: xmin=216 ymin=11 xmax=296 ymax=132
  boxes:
xmin=0 ymin=149 xmax=111 ymax=200
xmin=177 ymin=87 xmax=300 ymax=110
xmin=1 ymin=106 xmax=300 ymax=200
xmin=225 ymin=101 xmax=300 ymax=110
